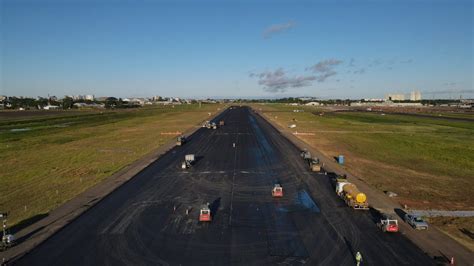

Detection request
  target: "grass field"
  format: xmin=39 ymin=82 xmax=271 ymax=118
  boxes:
xmin=0 ymin=104 xmax=222 ymax=228
xmin=255 ymin=104 xmax=474 ymax=210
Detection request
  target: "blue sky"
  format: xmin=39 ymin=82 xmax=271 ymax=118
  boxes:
xmin=1 ymin=0 xmax=472 ymax=99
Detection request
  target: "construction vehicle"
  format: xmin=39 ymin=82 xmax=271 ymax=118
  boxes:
xmin=300 ymin=150 xmax=311 ymax=161
xmin=272 ymin=184 xmax=283 ymax=197
xmin=1 ymin=212 xmax=14 ymax=251
xmin=176 ymin=135 xmax=186 ymax=146
xmin=219 ymin=120 xmax=225 ymax=126
xmin=335 ymin=180 xmax=369 ymax=210
xmin=1 ymin=234 xmax=15 ymax=250
xmin=199 ymin=204 xmax=212 ymax=222
xmin=181 ymin=154 xmax=195 ymax=169
xmin=203 ymin=121 xmax=212 ymax=128
xmin=378 ymin=215 xmax=399 ymax=233
xmin=309 ymin=158 xmax=322 ymax=172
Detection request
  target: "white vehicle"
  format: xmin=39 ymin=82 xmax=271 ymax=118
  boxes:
xmin=288 ymin=124 xmax=296 ymax=128
xmin=182 ymin=154 xmax=196 ymax=169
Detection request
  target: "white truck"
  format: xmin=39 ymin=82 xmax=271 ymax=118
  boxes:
xmin=181 ymin=154 xmax=195 ymax=169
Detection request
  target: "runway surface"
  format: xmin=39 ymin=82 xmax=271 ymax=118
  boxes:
xmin=16 ymin=106 xmax=433 ymax=265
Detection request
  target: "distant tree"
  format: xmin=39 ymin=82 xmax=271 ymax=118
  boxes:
xmin=105 ymin=97 xmax=118 ymax=108
xmin=62 ymin=97 xmax=74 ymax=109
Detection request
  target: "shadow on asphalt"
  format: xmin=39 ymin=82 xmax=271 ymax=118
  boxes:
xmin=194 ymin=155 xmax=204 ymax=164
xmin=433 ymin=251 xmax=451 ymax=265
xmin=368 ymin=207 xmax=384 ymax=223
xmin=343 ymin=237 xmax=357 ymax=263
xmin=210 ymin=197 xmax=221 ymax=218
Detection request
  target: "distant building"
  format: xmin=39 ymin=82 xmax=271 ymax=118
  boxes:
xmin=85 ymin=95 xmax=95 ymax=101
xmin=305 ymin=102 xmax=320 ymax=106
xmin=74 ymin=102 xmax=104 ymax=108
xmin=385 ymin=94 xmax=405 ymax=101
xmin=43 ymin=104 xmax=60 ymax=110
xmin=363 ymin=98 xmax=384 ymax=102
xmin=410 ymin=91 xmax=422 ymax=101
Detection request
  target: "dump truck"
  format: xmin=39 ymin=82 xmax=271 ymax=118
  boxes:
xmin=309 ymin=158 xmax=322 ymax=172
xmin=335 ymin=180 xmax=369 ymax=210
xmin=219 ymin=120 xmax=225 ymax=126
xmin=176 ymin=135 xmax=186 ymax=146
xmin=181 ymin=154 xmax=195 ymax=169
xmin=272 ymin=184 xmax=283 ymax=197
xmin=378 ymin=216 xmax=399 ymax=233
xmin=199 ymin=204 xmax=212 ymax=222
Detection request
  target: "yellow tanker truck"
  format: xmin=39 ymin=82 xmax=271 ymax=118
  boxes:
xmin=335 ymin=180 xmax=369 ymax=210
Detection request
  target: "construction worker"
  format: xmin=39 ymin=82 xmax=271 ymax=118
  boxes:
xmin=355 ymin=251 xmax=363 ymax=266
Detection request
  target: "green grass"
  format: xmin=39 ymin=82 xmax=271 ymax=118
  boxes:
xmin=0 ymin=104 xmax=223 ymax=227
xmin=256 ymin=103 xmax=474 ymax=209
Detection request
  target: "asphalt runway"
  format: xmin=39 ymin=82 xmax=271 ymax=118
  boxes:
xmin=15 ymin=106 xmax=434 ymax=265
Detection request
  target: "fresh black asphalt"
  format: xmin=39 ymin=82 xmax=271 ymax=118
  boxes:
xmin=15 ymin=106 xmax=434 ymax=265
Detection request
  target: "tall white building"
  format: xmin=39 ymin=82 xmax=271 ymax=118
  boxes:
xmin=85 ymin=95 xmax=95 ymax=101
xmin=410 ymin=91 xmax=421 ymax=101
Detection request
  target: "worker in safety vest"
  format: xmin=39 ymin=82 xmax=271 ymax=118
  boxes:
xmin=355 ymin=251 xmax=363 ymax=266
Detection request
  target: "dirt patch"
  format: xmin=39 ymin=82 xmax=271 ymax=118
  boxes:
xmin=428 ymin=217 xmax=474 ymax=252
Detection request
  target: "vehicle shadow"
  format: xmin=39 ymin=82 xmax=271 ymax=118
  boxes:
xmin=459 ymin=228 xmax=474 ymax=240
xmin=343 ymin=237 xmax=357 ymax=263
xmin=194 ymin=155 xmax=204 ymax=164
xmin=394 ymin=208 xmax=408 ymax=220
xmin=368 ymin=207 xmax=384 ymax=224
xmin=210 ymin=197 xmax=221 ymax=218
xmin=10 ymin=213 xmax=49 ymax=235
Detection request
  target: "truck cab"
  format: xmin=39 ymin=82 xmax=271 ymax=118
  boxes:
xmin=199 ymin=206 xmax=212 ymax=222
xmin=378 ymin=217 xmax=399 ymax=233
xmin=272 ymin=184 xmax=283 ymax=197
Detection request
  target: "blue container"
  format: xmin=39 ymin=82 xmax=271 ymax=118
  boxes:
xmin=338 ymin=155 xmax=344 ymax=165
